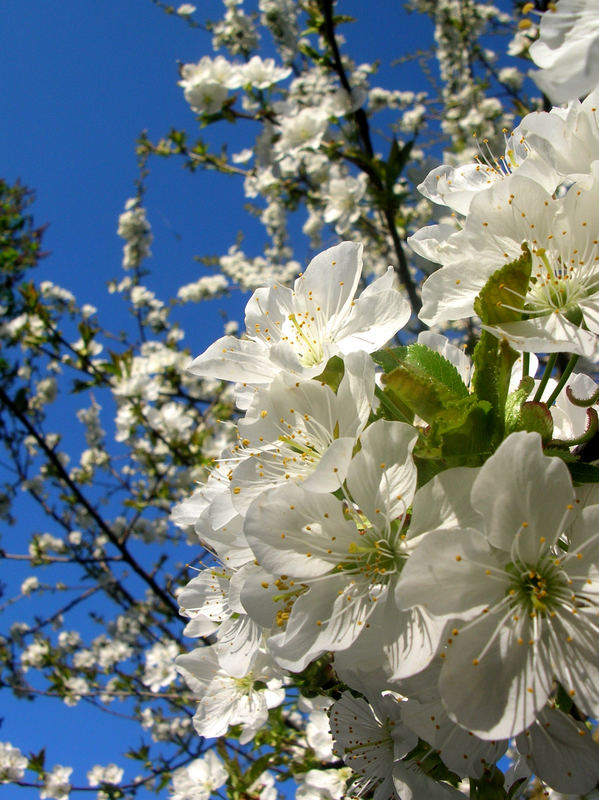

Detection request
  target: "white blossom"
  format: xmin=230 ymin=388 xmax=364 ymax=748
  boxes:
xmin=40 ymin=765 xmax=72 ymax=800
xmin=398 ymin=432 xmax=599 ymax=740
xmin=176 ymin=646 xmax=285 ymax=743
xmin=415 ymin=166 xmax=599 ymax=358
xmin=87 ymin=764 xmax=124 ymax=787
xmin=239 ymin=55 xmax=291 ymax=89
xmin=189 ymin=242 xmax=410 ymax=392
xmin=177 ymin=275 xmax=229 ymax=303
xmin=170 ymin=751 xmax=228 ymax=800
xmin=20 ymin=576 xmax=39 ymax=595
xmin=529 ymin=0 xmax=599 ymax=104
xmin=0 ymin=742 xmax=28 ymax=783
xmin=142 ymin=641 xmax=180 ymax=692
xmin=176 ymin=4 xmax=196 ymax=15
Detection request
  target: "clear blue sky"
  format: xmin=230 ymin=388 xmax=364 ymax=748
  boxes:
xmin=0 ymin=1 xmax=516 ymax=795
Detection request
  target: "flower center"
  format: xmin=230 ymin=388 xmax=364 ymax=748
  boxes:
xmin=335 ymin=517 xmax=408 ymax=587
xmin=505 ymin=557 xmax=569 ymax=616
xmin=285 ymin=312 xmax=324 ymax=366
xmin=351 ymin=534 xmax=405 ymax=577
xmin=233 ymin=673 xmax=256 ymax=693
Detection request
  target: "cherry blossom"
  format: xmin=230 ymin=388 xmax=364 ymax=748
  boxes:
xmin=398 ymin=432 xmax=599 ymax=739
xmin=188 ymin=242 xmax=410 ymax=390
xmin=529 ymin=0 xmax=599 ymax=104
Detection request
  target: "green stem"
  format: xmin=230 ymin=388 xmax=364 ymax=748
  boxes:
xmin=521 ymin=352 xmax=530 ymax=379
xmin=533 ymin=352 xmax=558 ymax=403
xmin=545 ymin=354 xmax=579 ymax=408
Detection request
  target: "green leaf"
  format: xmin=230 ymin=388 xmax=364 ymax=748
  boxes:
xmin=292 ymin=653 xmax=339 ymax=697
xmin=374 ymin=383 xmax=413 ymax=425
xmin=156 ymin=772 xmax=172 ymax=793
xmin=473 ymin=246 xmax=532 ymax=326
xmin=517 ymin=401 xmax=554 ymax=443
xmin=469 ymin=766 xmax=507 ymax=799
xmin=27 ymin=748 xmax=46 ymax=776
xmin=506 ymin=777 xmax=527 ymax=800
xmin=374 ymin=344 xmax=468 ymax=398
xmin=125 ymin=744 xmax=149 ymax=761
xmin=247 ymin=752 xmax=276 ymax=785
xmin=381 ymin=343 xmax=495 ymax=478
xmin=504 ymin=376 xmax=535 ymax=435
xmin=371 ymin=346 xmax=407 ymax=373
xmin=554 ymin=682 xmax=574 ymax=714
xmin=382 ymin=364 xmax=467 ymax=425
xmin=403 ymin=741 xmax=461 ymax=787
xmin=435 ymin=399 xmax=494 ymax=455
xmin=566 ymin=461 xmax=599 ymax=484
xmin=405 ymin=343 xmax=469 ymax=397
xmin=313 ymin=355 xmax=345 ymax=392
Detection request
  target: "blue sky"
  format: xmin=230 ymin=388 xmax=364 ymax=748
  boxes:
xmin=0 ymin=0 xmax=517 ymax=795
xmin=1 ymin=0 xmax=436 ymax=350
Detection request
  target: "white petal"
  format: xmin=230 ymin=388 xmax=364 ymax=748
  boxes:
xmin=336 ymin=350 xmax=375 ymax=439
xmin=216 ymin=615 xmax=263 ymax=677
xmin=439 ymin=608 xmax=554 ymax=739
xmin=419 ymin=261 xmax=488 ymax=326
xmin=335 ymin=268 xmax=411 ymax=353
xmin=346 ymin=419 xmax=418 ymax=523
xmin=471 ymin=431 xmax=575 ymax=559
xmin=407 ymin=223 xmax=459 ymax=264
xmin=294 ymin=242 xmax=362 ymax=329
xmin=408 ymin=467 xmax=482 ymax=539
xmin=244 ymin=485 xmax=352 ymax=578
xmin=268 ymin=577 xmax=377 ymax=671
xmin=401 ymin=682 xmax=508 ymax=779
xmin=487 ymin=316 xmax=599 ymax=360
xmin=396 ymin=528 xmax=506 ymax=617
xmin=188 ymin=335 xmax=277 ymax=384
xmin=515 ymin=705 xmax=599 ymax=794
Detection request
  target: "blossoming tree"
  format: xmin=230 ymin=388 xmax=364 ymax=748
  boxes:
xmin=2 ymin=1 xmax=599 ymax=799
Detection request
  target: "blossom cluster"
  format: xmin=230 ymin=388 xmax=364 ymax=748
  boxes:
xmin=174 ymin=237 xmax=599 ymax=798
xmin=412 ymin=86 xmax=599 ymax=361
xmin=172 ymin=7 xmax=599 ymax=793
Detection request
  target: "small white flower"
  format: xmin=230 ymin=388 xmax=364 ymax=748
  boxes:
xmin=529 ymin=0 xmax=599 ymax=103
xmin=142 ymin=641 xmax=180 ymax=692
xmin=176 ymin=646 xmax=285 ymax=744
xmin=0 ymin=742 xmax=28 ymax=783
xmin=40 ymin=765 xmax=72 ymax=800
xmin=20 ymin=576 xmax=39 ymax=595
xmin=238 ymin=56 xmax=291 ymax=89
xmin=189 ymin=242 xmax=410 ymax=391
xmin=322 ymin=174 xmax=367 ymax=233
xmin=416 ymin=127 xmax=557 ymax=216
xmin=330 ymin=690 xmax=463 ymax=800
xmin=275 ymin=107 xmax=330 ymax=157
xmin=416 ymin=167 xmax=599 ymax=359
xmin=229 ymin=351 xmax=375 ymax=513
xmin=179 ymin=56 xmax=240 ymax=115
xmin=170 ymin=751 xmax=227 ymax=800
xmin=296 ymin=768 xmax=351 ymax=800
xmin=176 ymin=3 xmax=196 ymax=15
xmin=87 ymin=764 xmax=124 ymax=787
